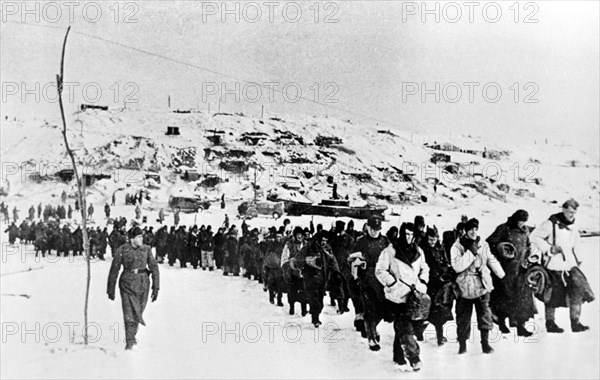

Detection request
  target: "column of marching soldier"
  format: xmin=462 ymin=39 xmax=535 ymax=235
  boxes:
xmin=2 ymin=198 xmax=594 ymax=370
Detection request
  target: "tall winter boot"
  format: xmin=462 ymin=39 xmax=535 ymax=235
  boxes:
xmin=289 ymin=303 xmax=295 ymax=315
xmin=336 ymin=299 xmax=345 ymax=314
xmin=436 ymin=324 xmax=447 ymax=346
xmin=125 ymin=322 xmax=138 ymax=350
xmin=276 ymin=293 xmax=284 ymax=307
xmin=481 ymin=330 xmax=494 ymax=354
xmin=570 ymin=303 xmax=589 ymax=332
xmin=458 ymin=340 xmax=467 ymax=354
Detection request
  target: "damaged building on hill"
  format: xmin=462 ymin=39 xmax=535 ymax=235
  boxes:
xmin=315 ymin=135 xmax=343 ymax=147
xmin=273 ymin=129 xmax=305 ymax=145
xmin=424 ymin=140 xmax=506 ymax=160
xmin=55 ymin=168 xmax=111 ymax=186
xmin=240 ymin=132 xmax=269 ymax=146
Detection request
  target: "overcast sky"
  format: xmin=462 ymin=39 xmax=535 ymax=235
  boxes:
xmin=1 ymin=1 xmax=598 ymax=151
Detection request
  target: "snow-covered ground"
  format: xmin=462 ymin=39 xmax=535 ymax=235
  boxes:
xmin=1 ymin=210 xmax=598 ymax=379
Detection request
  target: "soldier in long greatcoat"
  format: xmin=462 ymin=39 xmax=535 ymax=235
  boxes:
xmin=107 ymin=227 xmax=160 ymax=350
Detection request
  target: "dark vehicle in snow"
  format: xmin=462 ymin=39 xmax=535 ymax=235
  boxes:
xmin=169 ymin=196 xmax=211 ymax=213
xmin=284 ymin=198 xmax=387 ymax=219
xmin=238 ymin=200 xmax=284 ymax=219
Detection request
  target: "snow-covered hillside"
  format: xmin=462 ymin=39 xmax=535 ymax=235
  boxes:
xmin=1 ymin=106 xmax=599 ymax=229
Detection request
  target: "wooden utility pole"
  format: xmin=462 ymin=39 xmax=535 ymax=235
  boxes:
xmin=56 ymin=26 xmax=92 ymax=345
xmin=253 ymin=169 xmax=258 ymax=203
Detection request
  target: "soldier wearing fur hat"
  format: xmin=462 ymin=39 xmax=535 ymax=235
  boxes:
xmin=107 ymin=226 xmax=160 ymax=350
xmin=531 ymin=199 xmax=594 ymax=333
xmin=451 ymin=218 xmax=505 ymax=354
xmin=487 ymin=209 xmax=536 ymax=337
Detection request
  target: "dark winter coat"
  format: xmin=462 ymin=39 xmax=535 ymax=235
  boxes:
xmin=487 ymin=219 xmax=536 ymax=323
xmin=107 ymin=243 xmax=159 ymax=325
xmin=281 ymin=238 xmax=304 ymax=282
xmin=6 ymin=224 xmax=18 ymax=243
xmin=34 ymin=226 xmax=47 ymax=252
xmin=155 ymin=228 xmax=168 ymax=253
xmin=330 ymin=231 xmax=355 ymax=273
xmin=200 ymin=230 xmax=214 ymax=251
xmin=353 ymin=233 xmax=392 ymax=320
xmin=296 ymin=239 xmax=342 ymax=296
xmin=421 ymin=240 xmax=454 ymax=325
xmin=72 ymin=228 xmax=83 ymax=252
xmin=240 ymin=238 xmax=260 ymax=273
xmin=98 ymin=230 xmax=109 ymax=253
xmin=223 ymin=233 xmax=240 ymax=272
xmin=263 ymin=240 xmax=285 ymax=269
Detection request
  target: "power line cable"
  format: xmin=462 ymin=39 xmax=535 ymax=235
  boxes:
xmin=5 ymin=21 xmax=403 ymax=129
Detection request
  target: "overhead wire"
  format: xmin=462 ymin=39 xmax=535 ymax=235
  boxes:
xmin=4 ymin=20 xmax=402 ymax=129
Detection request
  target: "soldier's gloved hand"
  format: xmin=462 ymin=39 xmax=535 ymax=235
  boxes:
xmin=108 ymin=293 xmax=115 ymax=301
xmin=550 ymin=246 xmax=563 ymax=255
xmin=151 ymin=288 xmax=158 ymax=302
